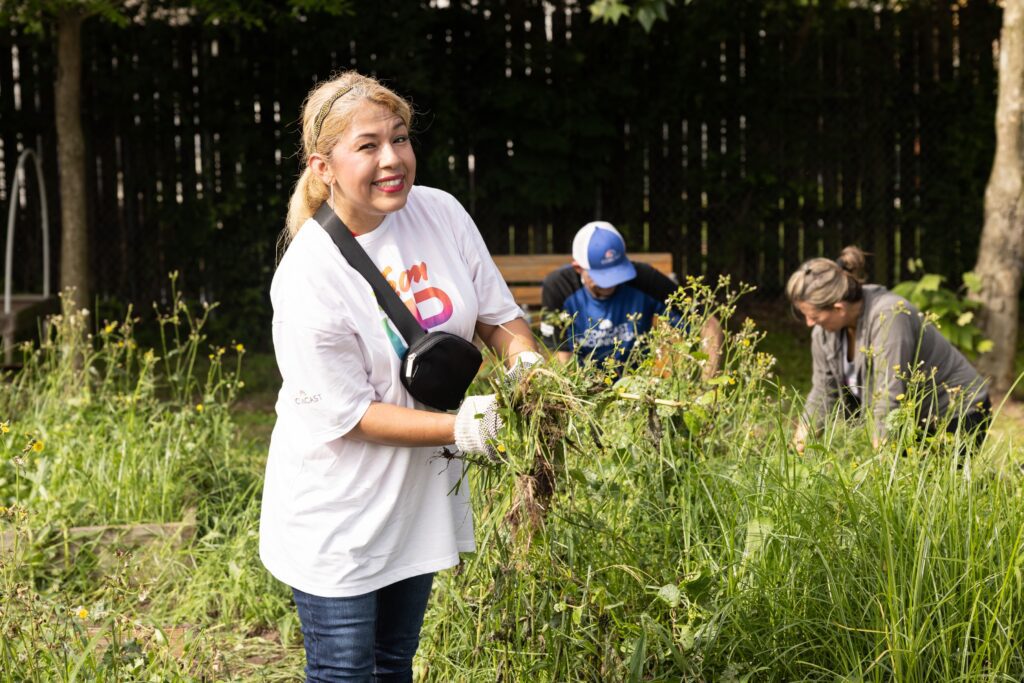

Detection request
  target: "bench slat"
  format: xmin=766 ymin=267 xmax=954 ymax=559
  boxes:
xmin=507 ymin=285 xmax=544 ymax=305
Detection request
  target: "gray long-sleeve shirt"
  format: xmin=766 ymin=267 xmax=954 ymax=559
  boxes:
xmin=804 ymin=285 xmax=988 ymax=434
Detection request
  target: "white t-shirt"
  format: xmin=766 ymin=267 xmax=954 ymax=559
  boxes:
xmin=259 ymin=185 xmax=521 ymax=598
xmin=840 ymin=333 xmax=860 ymax=398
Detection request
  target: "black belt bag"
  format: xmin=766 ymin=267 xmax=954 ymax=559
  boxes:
xmin=313 ymin=203 xmax=481 ymax=411
xmin=402 ymin=330 xmax=482 ymax=411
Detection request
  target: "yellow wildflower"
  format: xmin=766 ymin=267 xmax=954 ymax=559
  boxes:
xmin=0 ymin=422 xmax=9 ymax=434
xmin=195 ymin=404 xmax=204 ymax=413
xmin=31 ymin=440 xmax=44 ymax=453
xmin=496 ymin=444 xmax=507 ymax=454
xmin=235 ymin=343 xmax=245 ymax=353
xmin=75 ymin=606 xmax=89 ymax=620
xmin=604 ymin=377 xmax=613 ymax=386
xmin=896 ymin=393 xmax=906 ymax=401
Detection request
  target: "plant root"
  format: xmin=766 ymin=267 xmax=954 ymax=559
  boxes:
xmin=504 ymin=453 xmax=556 ymax=536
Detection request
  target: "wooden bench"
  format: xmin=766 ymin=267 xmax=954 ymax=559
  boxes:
xmin=492 ymin=253 xmax=674 ymax=308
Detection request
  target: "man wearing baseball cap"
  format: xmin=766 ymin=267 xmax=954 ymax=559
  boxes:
xmin=540 ymin=221 xmax=722 ymax=371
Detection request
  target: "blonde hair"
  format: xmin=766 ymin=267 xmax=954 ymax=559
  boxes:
xmin=786 ymin=245 xmax=867 ymax=308
xmin=281 ymin=71 xmax=413 ymax=247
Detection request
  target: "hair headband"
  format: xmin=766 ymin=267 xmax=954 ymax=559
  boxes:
xmin=311 ymin=86 xmax=354 ymax=147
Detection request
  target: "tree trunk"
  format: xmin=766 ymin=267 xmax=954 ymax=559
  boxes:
xmin=972 ymin=0 xmax=1024 ymax=393
xmin=54 ymin=9 xmax=89 ymax=311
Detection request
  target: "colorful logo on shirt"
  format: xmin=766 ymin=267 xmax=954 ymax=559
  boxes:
xmin=379 ymin=260 xmax=454 ymax=357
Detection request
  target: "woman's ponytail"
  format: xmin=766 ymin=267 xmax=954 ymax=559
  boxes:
xmin=786 ymin=245 xmax=868 ymax=308
xmin=835 ymin=245 xmax=867 ymax=284
xmin=285 ymin=168 xmax=329 ymax=240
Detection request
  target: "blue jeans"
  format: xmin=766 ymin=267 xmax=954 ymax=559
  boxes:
xmin=292 ymin=573 xmax=434 ymax=683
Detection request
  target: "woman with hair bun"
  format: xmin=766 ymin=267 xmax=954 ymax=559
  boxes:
xmin=261 ymin=71 xmax=540 ymax=681
xmin=787 ymin=246 xmax=989 ymax=452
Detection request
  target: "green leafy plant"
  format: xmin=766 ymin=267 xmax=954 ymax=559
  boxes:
xmin=892 ymin=258 xmax=993 ymax=356
xmin=0 ymin=281 xmax=293 ymax=681
xmin=3 ymin=273 xmax=1022 ymax=681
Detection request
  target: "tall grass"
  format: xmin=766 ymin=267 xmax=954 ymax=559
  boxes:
xmin=2 ymin=278 xmax=1022 ymax=680
xmin=419 ymin=277 xmax=1024 ymax=681
xmin=0 ymin=284 xmax=292 ymax=681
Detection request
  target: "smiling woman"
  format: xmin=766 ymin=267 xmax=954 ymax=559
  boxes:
xmin=308 ymin=100 xmax=416 ymax=234
xmin=264 ymin=72 xmax=541 ymax=682
xmin=282 ymin=74 xmax=417 ymax=242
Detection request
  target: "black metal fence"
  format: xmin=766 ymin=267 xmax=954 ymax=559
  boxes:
xmin=0 ymin=0 xmax=1002 ymax=344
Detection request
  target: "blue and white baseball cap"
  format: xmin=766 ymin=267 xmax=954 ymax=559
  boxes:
xmin=572 ymin=221 xmax=636 ymax=288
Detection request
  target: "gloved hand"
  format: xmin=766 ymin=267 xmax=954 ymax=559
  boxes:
xmin=504 ymin=350 xmax=543 ymax=389
xmin=454 ymin=394 xmax=504 ymax=461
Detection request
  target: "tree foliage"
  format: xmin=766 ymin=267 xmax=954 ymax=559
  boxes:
xmin=589 ymin=0 xmax=678 ymax=32
xmin=0 ymin=0 xmax=353 ymax=32
xmin=0 ymin=1 xmax=1000 ymax=345
xmin=892 ymin=260 xmax=993 ymax=357
xmin=0 ymin=0 xmax=353 ymax=308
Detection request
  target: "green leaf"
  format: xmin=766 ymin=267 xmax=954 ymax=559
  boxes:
xmin=626 ymin=630 xmax=647 ymax=682
xmin=892 ymin=282 xmax=915 ymax=298
xmin=950 ymin=327 xmax=968 ymax=350
xmin=677 ymin=624 xmax=696 ymax=652
xmin=683 ymin=410 xmax=701 ymax=435
xmin=681 ymin=570 xmax=714 ymax=601
xmin=636 ymin=6 xmax=657 ymax=31
xmin=567 ymin=468 xmax=588 ymax=485
xmin=656 ymin=583 xmax=681 ymax=607
xmin=588 ymin=0 xmax=631 ymax=24
xmin=963 ymin=271 xmax=982 ymax=293
xmin=655 ymin=1 xmax=673 ymax=22
xmin=978 ymin=339 xmax=995 ymax=354
xmin=742 ymin=518 xmax=772 ymax=560
xmin=695 ymin=389 xmax=721 ymax=406
xmin=919 ymin=274 xmax=944 ymax=292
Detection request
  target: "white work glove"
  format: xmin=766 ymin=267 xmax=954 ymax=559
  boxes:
xmin=454 ymin=394 xmax=504 ymax=461
xmin=504 ymin=350 xmax=542 ymax=388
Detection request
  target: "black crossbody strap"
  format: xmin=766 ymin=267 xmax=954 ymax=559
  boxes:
xmin=313 ymin=202 xmax=426 ymax=345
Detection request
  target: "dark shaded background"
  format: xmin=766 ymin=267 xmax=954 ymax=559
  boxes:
xmin=0 ymin=0 xmax=1001 ymax=347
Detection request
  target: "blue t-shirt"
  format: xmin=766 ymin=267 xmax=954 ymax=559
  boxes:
xmin=561 ymin=285 xmax=666 ymax=363
xmin=540 ymin=262 xmax=681 ymax=365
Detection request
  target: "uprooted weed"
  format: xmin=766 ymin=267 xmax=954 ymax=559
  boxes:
xmin=475 ymin=276 xmax=770 ymax=543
